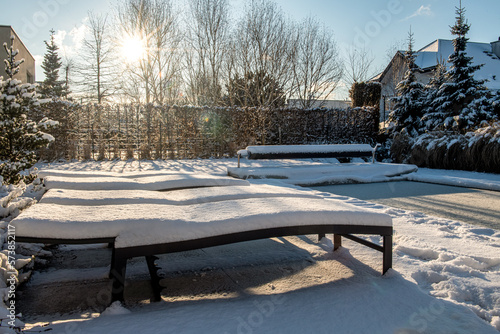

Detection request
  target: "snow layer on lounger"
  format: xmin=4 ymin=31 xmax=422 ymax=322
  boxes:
xmin=40 ymin=184 xmax=321 ymax=206
xmin=43 ymin=173 xmax=249 ymax=191
xmin=38 ymin=169 xmax=194 ymax=179
xmin=12 ymin=197 xmax=392 ymax=248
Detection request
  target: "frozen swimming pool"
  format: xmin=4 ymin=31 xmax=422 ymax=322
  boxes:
xmin=311 ymin=181 xmax=500 ymax=231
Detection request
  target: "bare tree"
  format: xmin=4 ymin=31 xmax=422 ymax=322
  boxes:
xmin=116 ymin=0 xmax=153 ymax=103
xmin=77 ymin=12 xmax=117 ymax=103
xmin=292 ymin=17 xmax=343 ymax=109
xmin=385 ymin=38 xmax=406 ymax=63
xmin=116 ymin=0 xmax=183 ymax=104
xmin=381 ymin=39 xmax=408 ymax=99
xmin=343 ymin=47 xmax=376 ymax=88
xmin=229 ymin=0 xmax=296 ymax=107
xmin=184 ymin=0 xmax=230 ymax=106
xmin=61 ymin=55 xmax=74 ymax=99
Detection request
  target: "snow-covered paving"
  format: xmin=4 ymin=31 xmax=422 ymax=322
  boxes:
xmin=4 ymin=159 xmax=500 ymax=333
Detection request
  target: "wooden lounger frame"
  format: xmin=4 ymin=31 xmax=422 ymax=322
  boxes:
xmin=18 ymin=224 xmax=392 ymax=303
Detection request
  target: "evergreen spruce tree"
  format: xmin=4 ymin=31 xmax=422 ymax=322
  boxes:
xmin=492 ymin=90 xmax=500 ymax=117
xmin=426 ymin=1 xmax=491 ymax=132
xmin=0 ymin=35 xmax=57 ymax=185
xmin=388 ymin=30 xmax=425 ymax=137
xmin=39 ymin=29 xmax=67 ymax=99
xmin=421 ymin=60 xmax=447 ymax=130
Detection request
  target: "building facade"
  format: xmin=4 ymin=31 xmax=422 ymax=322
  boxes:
xmin=0 ymin=25 xmax=35 ymax=84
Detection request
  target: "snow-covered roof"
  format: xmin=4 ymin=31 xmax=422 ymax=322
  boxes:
xmin=414 ymin=39 xmax=500 ymax=90
xmin=374 ymin=39 xmax=500 ymax=91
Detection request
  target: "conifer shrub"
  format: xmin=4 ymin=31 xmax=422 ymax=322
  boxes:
xmin=403 ymin=122 xmax=500 ymax=173
xmin=390 ymin=132 xmax=412 ymax=163
xmin=349 ymin=82 xmax=381 ymax=107
xmin=0 ymin=36 xmax=57 ymax=185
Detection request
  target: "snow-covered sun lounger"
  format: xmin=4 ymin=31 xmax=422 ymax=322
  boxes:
xmin=236 ymin=144 xmax=378 ymax=167
xmin=42 ymin=173 xmax=249 ymax=191
xmin=13 ymin=192 xmax=393 ymax=303
xmin=39 ymin=184 xmax=322 ymax=206
xmin=38 ymin=169 xmax=194 ymax=179
xmin=229 ymin=144 xmax=418 ymax=186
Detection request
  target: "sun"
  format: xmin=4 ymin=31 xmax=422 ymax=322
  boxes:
xmin=120 ymin=35 xmax=146 ymax=63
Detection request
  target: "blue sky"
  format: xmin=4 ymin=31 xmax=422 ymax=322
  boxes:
xmin=2 ymin=0 xmax=499 ymax=97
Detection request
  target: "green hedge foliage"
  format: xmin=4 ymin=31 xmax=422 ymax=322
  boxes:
xmin=391 ymin=122 xmax=500 ymax=173
xmin=40 ymin=104 xmax=380 ymax=160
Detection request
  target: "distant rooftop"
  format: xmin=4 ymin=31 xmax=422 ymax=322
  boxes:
xmin=0 ymin=25 xmax=35 ymax=61
xmin=414 ymin=39 xmax=500 ymax=90
xmin=373 ymin=39 xmax=500 ymax=91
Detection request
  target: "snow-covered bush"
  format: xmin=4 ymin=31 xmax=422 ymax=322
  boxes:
xmin=0 ymin=36 xmax=57 ymax=185
xmin=0 ymin=178 xmax=46 ymax=333
xmin=389 ymin=132 xmax=413 ymax=164
xmin=400 ymin=122 xmax=500 ymax=173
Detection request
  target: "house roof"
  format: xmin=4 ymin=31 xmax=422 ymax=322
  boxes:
xmin=415 ymin=39 xmax=500 ymax=90
xmin=0 ymin=25 xmax=36 ymax=61
xmin=370 ymin=50 xmax=405 ymax=83
xmin=374 ymin=39 xmax=500 ymax=90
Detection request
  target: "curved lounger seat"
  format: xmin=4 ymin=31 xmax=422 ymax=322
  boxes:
xmin=42 ymin=173 xmax=249 ymax=191
xmin=13 ymin=194 xmax=392 ymax=302
xmin=39 ymin=184 xmax=321 ymax=206
xmin=38 ymin=170 xmax=197 ymax=179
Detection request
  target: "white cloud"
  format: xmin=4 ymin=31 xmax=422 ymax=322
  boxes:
xmin=69 ymin=19 xmax=88 ymax=50
xmin=403 ymin=5 xmax=434 ymax=21
xmin=51 ymin=20 xmax=88 ymax=59
xmin=53 ymin=30 xmax=67 ymax=49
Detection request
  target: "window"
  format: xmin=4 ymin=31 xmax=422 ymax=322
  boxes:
xmin=26 ymin=71 xmax=34 ymax=84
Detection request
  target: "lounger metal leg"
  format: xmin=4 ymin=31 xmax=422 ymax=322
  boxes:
xmin=110 ymin=253 xmax=127 ymax=302
xmin=382 ymin=235 xmax=392 ymax=274
xmin=333 ymin=234 xmax=342 ymax=251
xmin=146 ymin=255 xmax=163 ymax=302
xmin=109 ymin=247 xmax=115 ymax=279
xmin=318 ymin=233 xmax=325 ymax=241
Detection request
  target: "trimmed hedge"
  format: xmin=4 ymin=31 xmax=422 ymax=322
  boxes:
xmin=391 ymin=122 xmax=500 ymax=173
xmin=349 ymin=82 xmax=382 ymax=107
xmin=41 ymin=104 xmax=380 ymax=160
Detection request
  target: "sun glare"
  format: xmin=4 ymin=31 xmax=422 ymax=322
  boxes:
xmin=120 ymin=35 xmax=146 ymax=63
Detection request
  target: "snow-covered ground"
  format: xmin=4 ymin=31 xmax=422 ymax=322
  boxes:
xmin=3 ymin=159 xmax=500 ymax=333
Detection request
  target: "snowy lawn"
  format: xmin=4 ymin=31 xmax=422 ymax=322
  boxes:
xmin=6 ymin=159 xmax=500 ymax=333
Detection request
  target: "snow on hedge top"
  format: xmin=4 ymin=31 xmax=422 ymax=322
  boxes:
xmin=43 ymin=173 xmax=249 ymax=191
xmin=12 ymin=197 xmax=392 ymax=248
xmin=240 ymin=144 xmax=374 ymax=156
xmin=40 ymin=184 xmax=322 ymax=206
